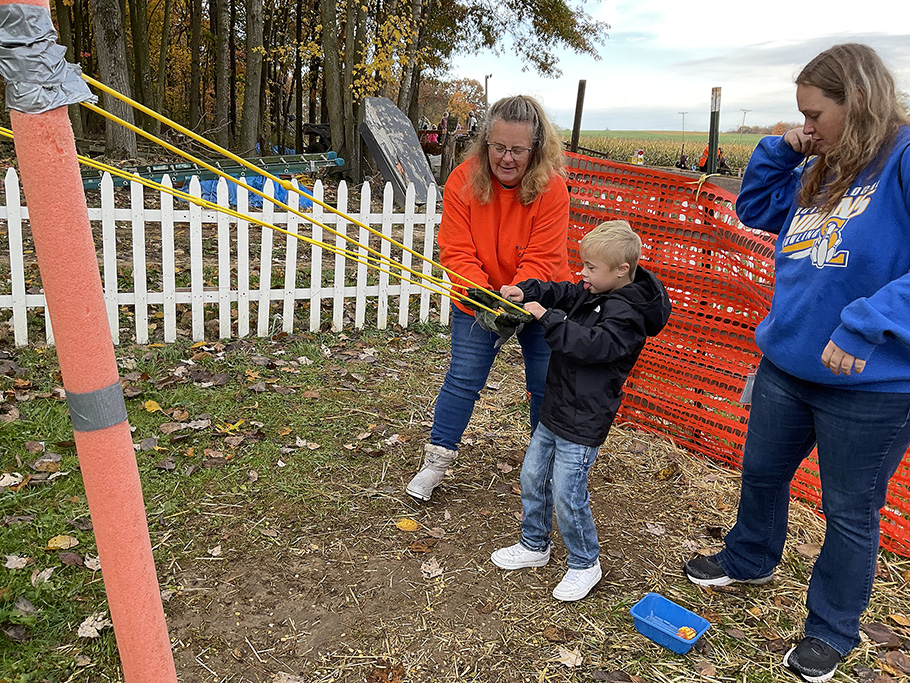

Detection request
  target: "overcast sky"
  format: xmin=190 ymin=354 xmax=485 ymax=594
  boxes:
xmin=448 ymin=0 xmax=910 ymax=132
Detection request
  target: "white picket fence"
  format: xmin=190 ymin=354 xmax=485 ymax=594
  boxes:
xmin=0 ymin=169 xmax=449 ymax=346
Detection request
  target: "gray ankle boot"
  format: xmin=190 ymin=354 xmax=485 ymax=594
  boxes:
xmin=406 ymin=444 xmax=457 ymax=501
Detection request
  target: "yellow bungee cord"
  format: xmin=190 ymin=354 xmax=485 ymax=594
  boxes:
xmin=80 ymin=75 xmax=528 ymax=317
xmin=0 ymin=125 xmax=490 ymax=313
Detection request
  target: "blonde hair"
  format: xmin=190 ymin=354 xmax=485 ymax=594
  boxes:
xmin=580 ymin=221 xmax=641 ymax=277
xmin=796 ymin=43 xmax=910 ymax=212
xmin=467 ymin=95 xmax=565 ymax=205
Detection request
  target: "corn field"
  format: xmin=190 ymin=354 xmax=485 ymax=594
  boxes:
xmin=568 ymin=134 xmax=759 ymax=172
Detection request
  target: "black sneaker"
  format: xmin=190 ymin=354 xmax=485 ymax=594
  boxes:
xmin=683 ymin=554 xmax=775 ymax=587
xmin=783 ymin=637 xmax=841 ymax=682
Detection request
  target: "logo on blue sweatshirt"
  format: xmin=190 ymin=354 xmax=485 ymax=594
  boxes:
xmin=781 ymin=182 xmax=877 ymax=268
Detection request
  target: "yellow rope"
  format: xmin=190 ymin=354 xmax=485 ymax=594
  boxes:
xmin=80 ymin=75 xmax=527 ymax=316
xmin=0 ymin=125 xmax=494 ymax=314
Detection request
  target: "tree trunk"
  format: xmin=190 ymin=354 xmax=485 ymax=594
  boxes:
xmin=54 ymin=0 xmax=84 ymax=140
xmin=396 ymin=0 xmax=423 ymax=114
xmin=189 ymin=0 xmax=202 ymax=129
xmin=154 ymin=0 xmax=172 ymax=115
xmin=88 ymin=0 xmax=137 ymax=157
xmin=229 ymin=0 xmax=237 ymax=141
xmin=294 ymin=0 xmax=303 ymax=154
xmin=341 ymin=0 xmax=354 ymax=165
xmin=239 ymin=0 xmax=264 ymax=156
xmin=127 ymin=0 xmax=152 ymax=129
xmin=213 ymin=0 xmax=231 ymax=147
xmin=319 ymin=0 xmax=344 ymax=156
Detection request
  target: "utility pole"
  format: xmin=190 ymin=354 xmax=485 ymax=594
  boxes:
xmin=707 ymin=87 xmax=721 ymax=174
xmin=484 ymin=74 xmax=493 ymax=116
xmin=570 ymin=80 xmax=586 ymax=153
xmin=739 ymin=108 xmax=751 ymax=145
xmin=678 ymin=111 xmax=688 ymax=148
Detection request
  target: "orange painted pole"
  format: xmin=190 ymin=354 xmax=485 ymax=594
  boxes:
xmin=0 ymin=2 xmax=177 ymax=681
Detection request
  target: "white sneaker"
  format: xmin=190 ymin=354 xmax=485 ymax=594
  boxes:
xmin=491 ymin=543 xmax=550 ymax=570
xmin=552 ymin=562 xmax=602 ymax=601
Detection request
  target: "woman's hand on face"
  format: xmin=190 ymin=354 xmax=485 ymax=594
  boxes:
xmin=821 ymin=340 xmax=866 ymax=376
xmin=523 ymin=301 xmax=546 ymax=319
xmin=500 ymin=285 xmax=525 ymax=302
xmin=784 ymin=128 xmax=816 ymax=156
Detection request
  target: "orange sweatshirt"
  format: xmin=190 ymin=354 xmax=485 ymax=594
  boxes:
xmin=439 ymin=160 xmax=572 ymax=314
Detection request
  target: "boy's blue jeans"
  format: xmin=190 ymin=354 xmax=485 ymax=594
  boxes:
xmin=518 ymin=422 xmax=601 ymax=569
xmin=717 ymin=359 xmax=910 ymax=655
xmin=430 ymin=307 xmax=550 ymax=450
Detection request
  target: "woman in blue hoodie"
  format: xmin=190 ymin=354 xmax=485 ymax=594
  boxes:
xmin=684 ymin=44 xmax=910 ymax=683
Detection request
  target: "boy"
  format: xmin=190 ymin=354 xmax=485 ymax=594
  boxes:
xmin=490 ymin=221 xmax=672 ymax=601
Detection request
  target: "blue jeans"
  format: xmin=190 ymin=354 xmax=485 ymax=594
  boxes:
xmin=430 ymin=307 xmax=550 ymax=450
xmin=718 ymin=359 xmax=910 ymax=655
xmin=518 ymin=422 xmax=601 ymax=569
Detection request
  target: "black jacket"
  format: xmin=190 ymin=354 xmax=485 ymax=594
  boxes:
xmin=519 ymin=267 xmax=672 ymax=447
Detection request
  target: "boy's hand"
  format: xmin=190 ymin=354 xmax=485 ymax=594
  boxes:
xmin=524 ymin=301 xmax=546 ymax=319
xmin=500 ymin=285 xmax=525 ymax=302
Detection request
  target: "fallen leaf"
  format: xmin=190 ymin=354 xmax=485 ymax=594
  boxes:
xmin=208 ymin=545 xmax=222 ymax=557
xmin=59 ymin=552 xmax=83 ymax=567
xmin=30 ymin=567 xmax=54 ymax=586
xmin=496 ymin=461 xmax=513 ymax=473
xmin=888 ymin=613 xmax=910 ymax=628
xmin=408 ymin=539 xmax=438 ymax=553
xmin=0 ymin=473 xmax=24 ymax=488
xmin=24 ymin=441 xmax=44 ymax=453
xmin=542 ymin=625 xmax=577 ymax=643
xmin=364 ymin=660 xmax=405 ymax=683
xmin=47 ymin=535 xmax=79 ymax=550
xmin=694 ymin=661 xmax=717 ymax=677
xmin=144 ymin=400 xmax=163 ymax=413
xmin=84 ymin=555 xmax=101 ymax=571
xmin=555 ymin=646 xmax=582 ymax=668
xmin=14 ymin=597 xmax=37 ymax=614
xmin=0 ymin=623 xmax=27 ymax=642
xmin=74 ymin=654 xmax=92 ymax=667
xmin=77 ymin=612 xmax=112 ymax=638
xmin=644 ymin=522 xmax=666 ymax=536
xmin=796 ymin=543 xmax=822 ymax=559
xmin=882 ymin=650 xmax=910 ymax=674
xmin=259 ymin=529 xmax=278 ymax=538
xmin=592 ymin=672 xmax=632 ymax=682
xmin=420 ymin=557 xmax=443 ymax=579
xmin=395 ymin=518 xmax=420 ymax=532
xmin=725 ymin=627 xmax=746 ymax=639
xmin=863 ymin=622 xmax=901 ymax=647
xmin=4 ymin=555 xmax=30 ymax=570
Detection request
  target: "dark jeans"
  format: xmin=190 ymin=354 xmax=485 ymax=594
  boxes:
xmin=718 ymin=359 xmax=910 ymax=654
xmin=430 ymin=307 xmax=550 ymax=450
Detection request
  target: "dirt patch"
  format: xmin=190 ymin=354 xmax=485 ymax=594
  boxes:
xmin=159 ymin=346 xmax=833 ymax=683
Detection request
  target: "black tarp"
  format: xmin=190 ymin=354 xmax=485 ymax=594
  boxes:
xmin=360 ymin=97 xmax=438 ymax=208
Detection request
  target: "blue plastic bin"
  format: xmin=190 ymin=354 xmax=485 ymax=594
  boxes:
xmin=629 ymin=592 xmax=710 ymax=654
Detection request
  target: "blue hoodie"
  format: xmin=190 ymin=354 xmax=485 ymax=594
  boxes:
xmin=736 ymin=128 xmax=910 ymax=391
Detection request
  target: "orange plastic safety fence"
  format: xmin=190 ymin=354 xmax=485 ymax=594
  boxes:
xmin=564 ymin=152 xmax=910 ymax=557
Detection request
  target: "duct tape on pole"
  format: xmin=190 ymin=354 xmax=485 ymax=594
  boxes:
xmin=0 ymin=3 xmax=178 ymax=681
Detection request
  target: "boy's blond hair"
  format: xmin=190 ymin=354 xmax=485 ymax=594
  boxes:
xmin=580 ymin=221 xmax=641 ymax=277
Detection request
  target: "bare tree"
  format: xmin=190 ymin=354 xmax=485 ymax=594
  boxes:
xmin=88 ymin=0 xmax=138 ymax=156
xmin=319 ymin=0 xmax=344 ymax=155
xmin=239 ymin=0 xmax=264 ymax=155
xmin=213 ymin=0 xmax=231 ymax=147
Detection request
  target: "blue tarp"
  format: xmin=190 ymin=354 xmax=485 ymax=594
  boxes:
xmin=198 ymin=174 xmax=313 ymax=210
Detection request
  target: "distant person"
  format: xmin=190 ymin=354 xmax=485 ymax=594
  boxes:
xmin=697 ymin=145 xmax=727 ymax=172
xmin=491 ymin=221 xmax=671 ymax=601
xmin=469 ymin=111 xmax=478 ymax=133
xmin=683 ymin=43 xmax=910 ymax=683
xmin=406 ymin=95 xmax=572 ymax=502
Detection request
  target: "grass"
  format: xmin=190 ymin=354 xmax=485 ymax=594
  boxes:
xmin=1 ymin=329 xmax=909 ymax=682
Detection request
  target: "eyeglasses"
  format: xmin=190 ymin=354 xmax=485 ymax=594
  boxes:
xmin=487 ymin=143 xmax=532 ymax=159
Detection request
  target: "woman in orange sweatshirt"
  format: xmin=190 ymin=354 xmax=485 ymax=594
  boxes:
xmin=407 ymin=95 xmax=572 ymax=501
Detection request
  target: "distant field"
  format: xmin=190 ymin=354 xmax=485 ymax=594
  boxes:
xmin=559 ymin=129 xmax=765 ymax=171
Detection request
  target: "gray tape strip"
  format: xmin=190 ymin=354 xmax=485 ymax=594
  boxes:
xmin=66 ymin=382 xmax=128 ymax=432
xmin=0 ymin=4 xmax=98 ymax=114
